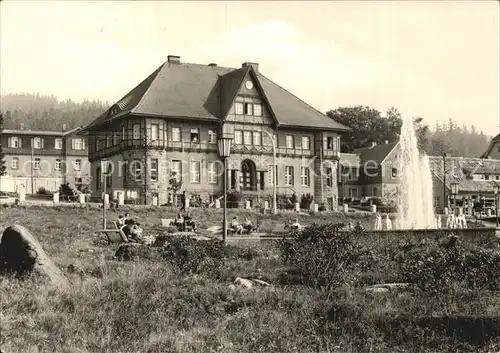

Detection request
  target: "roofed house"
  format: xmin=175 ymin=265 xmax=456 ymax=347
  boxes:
xmin=352 ymin=141 xmax=400 ymax=198
xmin=481 ymin=133 xmax=500 ymax=159
xmin=82 ymin=56 xmax=350 ymax=207
xmin=0 ymin=125 xmax=89 ymax=194
xmin=428 ymin=155 xmax=500 ymax=214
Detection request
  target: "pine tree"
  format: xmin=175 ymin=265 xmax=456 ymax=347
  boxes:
xmin=0 ymin=112 xmax=7 ymax=191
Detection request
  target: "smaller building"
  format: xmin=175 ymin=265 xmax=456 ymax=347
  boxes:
xmin=338 ymin=153 xmax=361 ymax=199
xmin=480 ymin=133 xmax=500 ymax=159
xmin=352 ymin=141 xmax=400 ymax=198
xmin=428 ymin=156 xmax=500 ymax=215
xmin=0 ymin=125 xmax=90 ymax=194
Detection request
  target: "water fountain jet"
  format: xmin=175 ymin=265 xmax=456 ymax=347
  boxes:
xmin=395 ymin=114 xmax=437 ymax=229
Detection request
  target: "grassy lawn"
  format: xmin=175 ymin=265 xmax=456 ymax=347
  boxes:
xmin=1 ymin=206 xmax=499 ymax=353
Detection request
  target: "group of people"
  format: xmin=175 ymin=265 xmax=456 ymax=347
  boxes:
xmin=230 ymin=216 xmax=259 ymax=234
xmin=117 ymin=213 xmax=144 ymax=242
xmin=172 ymin=213 xmax=198 ymax=232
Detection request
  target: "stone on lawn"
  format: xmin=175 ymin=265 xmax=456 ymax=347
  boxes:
xmin=234 ymin=277 xmax=253 ymax=289
xmin=0 ymin=225 xmax=68 ymax=289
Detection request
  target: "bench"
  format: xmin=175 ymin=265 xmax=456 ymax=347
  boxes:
xmin=161 ymin=218 xmax=175 ymax=228
xmin=96 ymin=220 xmax=129 ymax=243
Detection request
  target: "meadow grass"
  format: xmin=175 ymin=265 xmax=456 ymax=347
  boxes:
xmin=1 ymin=206 xmax=499 ymax=353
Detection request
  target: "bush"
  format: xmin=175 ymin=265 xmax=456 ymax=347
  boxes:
xmin=300 ymin=193 xmax=314 ymax=210
xmin=318 ymin=203 xmax=327 ymax=211
xmin=277 ymin=194 xmax=294 ymax=210
xmin=278 ymin=223 xmax=369 ymax=289
xmin=36 ymin=187 xmax=52 ymax=195
xmin=160 ymin=235 xmax=227 ymax=276
xmin=226 ymin=190 xmax=241 ymax=208
xmin=400 ymin=243 xmax=500 ymax=293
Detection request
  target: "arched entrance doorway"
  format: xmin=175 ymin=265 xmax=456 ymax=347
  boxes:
xmin=240 ymin=159 xmax=256 ymax=191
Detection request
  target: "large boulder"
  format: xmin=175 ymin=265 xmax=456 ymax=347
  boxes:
xmin=0 ymin=225 xmax=68 ymax=289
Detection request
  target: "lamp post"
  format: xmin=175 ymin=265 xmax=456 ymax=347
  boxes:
xmin=143 ymin=131 xmax=160 ymax=205
xmin=218 ymin=136 xmax=233 ymax=243
xmin=494 ymin=184 xmax=499 ymax=227
xmin=443 ymin=153 xmax=449 ymax=211
xmin=260 ymin=130 xmax=277 ymax=215
xmin=450 ymin=181 xmax=459 ymax=216
xmin=101 ymin=159 xmax=109 ymax=229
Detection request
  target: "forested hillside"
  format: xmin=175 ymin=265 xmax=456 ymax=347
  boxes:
xmin=0 ymin=94 xmax=493 ymax=158
xmin=0 ymin=93 xmax=109 ymax=131
xmin=327 ymin=106 xmax=491 ymax=158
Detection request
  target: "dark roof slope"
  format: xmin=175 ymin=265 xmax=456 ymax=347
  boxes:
xmin=428 ymin=156 xmax=500 ymax=193
xmin=480 ymin=133 xmax=500 ymax=158
xmin=84 ymin=60 xmax=350 ymax=132
xmin=353 ymin=142 xmax=398 ymax=164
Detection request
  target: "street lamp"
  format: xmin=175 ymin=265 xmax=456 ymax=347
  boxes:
xmin=143 ymin=132 xmax=161 ymax=205
xmin=218 ymin=136 xmax=233 ymax=243
xmin=260 ymin=130 xmax=277 ymax=215
xmin=494 ymin=183 xmax=499 ymax=227
xmin=443 ymin=153 xmax=449 ymax=211
xmin=450 ymin=181 xmax=459 ymax=216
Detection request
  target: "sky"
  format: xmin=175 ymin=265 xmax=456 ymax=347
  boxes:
xmin=1 ymin=1 xmax=499 ymax=133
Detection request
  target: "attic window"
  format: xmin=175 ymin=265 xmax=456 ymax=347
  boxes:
xmin=244 ymin=103 xmax=253 ymax=115
xmin=254 ymin=103 xmax=262 ymax=116
xmin=190 ymin=128 xmax=200 ymax=143
xmin=235 ymin=102 xmax=244 ymax=115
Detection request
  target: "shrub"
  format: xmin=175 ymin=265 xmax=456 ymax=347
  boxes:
xmin=277 ymin=194 xmax=294 ymax=210
xmin=299 ymin=193 xmax=314 ymax=210
xmin=160 ymin=235 xmax=227 ymax=276
xmin=400 ymin=243 xmax=500 ymax=293
xmin=226 ymin=190 xmax=241 ymax=208
xmin=318 ymin=203 xmax=327 ymax=211
xmin=278 ymin=223 xmax=369 ymax=289
xmin=36 ymin=187 xmax=52 ymax=195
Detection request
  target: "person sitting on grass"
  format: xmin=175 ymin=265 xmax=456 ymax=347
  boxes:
xmin=121 ymin=223 xmax=144 ymax=243
xmin=184 ymin=213 xmax=197 ymax=232
xmin=124 ymin=213 xmax=140 ymax=226
xmin=230 ymin=216 xmax=243 ymax=234
xmin=117 ymin=215 xmax=126 ymax=227
xmin=290 ymin=218 xmax=302 ymax=231
xmin=243 ymin=218 xmax=255 ymax=233
xmin=173 ymin=213 xmax=184 ymax=230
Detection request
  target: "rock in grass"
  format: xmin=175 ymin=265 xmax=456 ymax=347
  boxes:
xmin=0 ymin=225 xmax=68 ymax=289
xmin=114 ymin=243 xmax=161 ymax=261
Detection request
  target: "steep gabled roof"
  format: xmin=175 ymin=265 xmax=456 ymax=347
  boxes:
xmin=219 ymin=66 xmax=249 ymax=119
xmin=353 ymin=142 xmax=399 ymax=165
xmin=83 ymin=59 xmax=351 ymax=132
xmin=480 ymin=133 xmax=500 ymax=158
xmin=428 ymin=156 xmax=500 ymax=193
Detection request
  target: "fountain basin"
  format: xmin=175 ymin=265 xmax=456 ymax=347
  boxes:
xmin=364 ymin=228 xmax=499 ymax=246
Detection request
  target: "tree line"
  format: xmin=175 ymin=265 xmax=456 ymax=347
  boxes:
xmin=1 ymin=93 xmax=109 ymax=131
xmin=327 ymin=106 xmax=491 ymax=158
xmin=0 ymin=94 xmax=492 ymax=158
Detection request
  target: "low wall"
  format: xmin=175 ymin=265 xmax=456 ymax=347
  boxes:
xmin=363 ymin=228 xmax=498 ymax=247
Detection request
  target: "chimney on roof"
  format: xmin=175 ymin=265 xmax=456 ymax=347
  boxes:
xmin=371 ymin=142 xmax=377 ymax=148
xmin=384 ymin=140 xmax=388 ymax=144
xmin=167 ymin=55 xmax=180 ymax=64
xmin=208 ymin=63 xmax=217 ymax=67
xmin=62 ymin=124 xmax=67 ymax=132
xmin=242 ymin=62 xmax=259 ymax=73
xmin=20 ymin=123 xmax=24 ymax=130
